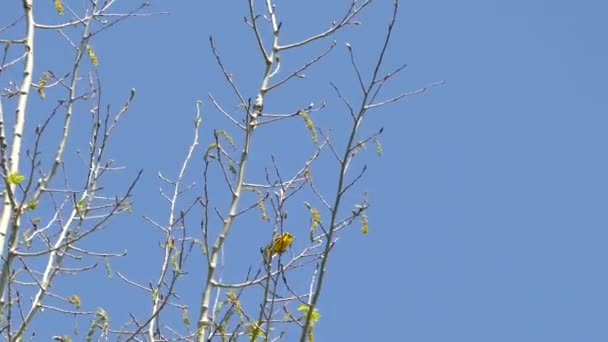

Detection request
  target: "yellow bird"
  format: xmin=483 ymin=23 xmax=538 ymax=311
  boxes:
xmin=264 ymin=232 xmax=294 ymax=260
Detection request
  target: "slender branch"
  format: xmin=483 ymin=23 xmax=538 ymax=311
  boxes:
xmin=148 ymin=102 xmax=201 ymax=340
xmin=208 ymin=93 xmax=246 ymax=130
xmin=266 ymin=41 xmax=336 ymax=92
xmin=277 ymin=0 xmax=372 ymax=51
xmin=345 ymin=43 xmax=366 ymax=94
xmin=209 ymin=37 xmax=249 ymax=115
xmin=365 ymin=80 xmax=444 ymax=109
xmin=247 ymin=0 xmax=270 ymax=62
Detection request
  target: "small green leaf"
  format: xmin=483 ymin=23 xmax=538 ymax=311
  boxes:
xmin=227 ymin=159 xmax=236 ymax=176
xmin=53 ymin=0 xmax=64 ymax=15
xmin=215 ymin=129 xmax=236 ymax=150
xmin=304 ymin=168 xmax=312 ymax=181
xmin=120 ymin=201 xmax=133 ymax=213
xmin=247 ymin=322 xmax=264 ymax=341
xmin=171 ymin=250 xmax=180 ymax=272
xmin=22 ymin=228 xmax=32 ymax=248
xmin=6 ymin=172 xmax=25 ymax=184
xmin=103 ymin=257 xmax=112 ymax=278
xmin=304 ymin=202 xmax=321 ymax=241
xmin=76 ymin=198 xmax=87 ymax=216
xmin=67 ymin=294 xmax=81 ymax=309
xmin=87 ymin=308 xmax=109 ymax=342
xmin=374 ymin=138 xmax=383 ymax=156
xmin=257 ymin=196 xmax=269 ymax=221
xmin=205 ymin=143 xmax=218 ymax=156
xmin=25 ymin=200 xmax=38 ymax=211
xmin=86 ymin=45 xmax=98 ymax=67
xmin=361 ymin=213 xmax=369 ymax=234
xmin=37 ymin=72 xmax=50 ymax=99
xmin=182 ymin=307 xmax=190 ymax=327
xmin=297 ymin=304 xmax=321 ymax=327
xmin=299 ymin=110 xmax=318 ymax=144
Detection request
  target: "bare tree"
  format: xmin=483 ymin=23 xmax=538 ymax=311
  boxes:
xmin=0 ymin=0 xmax=438 ymax=341
xmin=0 ymin=1 xmax=154 ymax=341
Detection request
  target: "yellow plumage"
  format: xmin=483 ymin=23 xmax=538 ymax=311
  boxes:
xmin=264 ymin=232 xmax=294 ymax=260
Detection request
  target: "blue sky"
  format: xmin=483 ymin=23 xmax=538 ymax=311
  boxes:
xmin=3 ymin=0 xmax=608 ymax=341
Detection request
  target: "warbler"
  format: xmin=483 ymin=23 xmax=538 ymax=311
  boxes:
xmin=263 ymin=232 xmax=294 ymax=261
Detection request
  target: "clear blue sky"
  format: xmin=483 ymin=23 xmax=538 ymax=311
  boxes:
xmin=4 ymin=0 xmax=608 ymax=340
